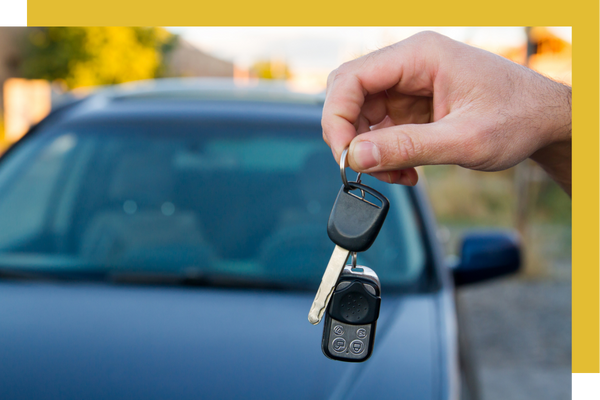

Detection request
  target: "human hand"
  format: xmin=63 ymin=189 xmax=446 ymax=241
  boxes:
xmin=322 ymin=31 xmax=572 ymax=195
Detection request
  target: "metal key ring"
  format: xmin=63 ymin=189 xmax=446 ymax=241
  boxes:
xmin=351 ymin=252 xmax=358 ymax=269
xmin=340 ymin=148 xmax=365 ymax=198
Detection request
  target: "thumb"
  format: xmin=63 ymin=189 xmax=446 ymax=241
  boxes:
xmin=347 ymin=119 xmax=464 ymax=172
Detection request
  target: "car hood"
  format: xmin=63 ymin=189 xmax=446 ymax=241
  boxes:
xmin=0 ymin=281 xmax=442 ymax=400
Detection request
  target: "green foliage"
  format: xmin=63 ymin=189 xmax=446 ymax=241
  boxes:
xmin=532 ymin=179 xmax=571 ymax=224
xmin=423 ymin=165 xmax=570 ymax=226
xmin=21 ymin=27 xmax=177 ymax=89
xmin=422 ymin=166 xmax=516 ymax=226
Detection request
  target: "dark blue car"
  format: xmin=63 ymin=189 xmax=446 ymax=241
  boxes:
xmin=0 ymin=79 xmax=520 ymax=400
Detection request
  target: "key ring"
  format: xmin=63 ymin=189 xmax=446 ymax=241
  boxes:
xmin=340 ymin=148 xmax=362 ymax=189
xmin=340 ymin=148 xmax=365 ymax=198
xmin=351 ymin=252 xmax=358 ymax=269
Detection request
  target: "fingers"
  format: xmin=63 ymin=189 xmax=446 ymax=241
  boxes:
xmin=361 ymin=92 xmax=432 ymax=129
xmin=359 ymin=92 xmax=389 ymax=129
xmin=370 ymin=168 xmax=419 ymax=186
xmin=322 ymin=32 xmax=445 ymax=162
xmin=321 ymin=72 xmax=366 ymax=162
xmin=347 ymin=117 xmax=464 ymax=172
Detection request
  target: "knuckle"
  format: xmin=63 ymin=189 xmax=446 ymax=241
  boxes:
xmin=391 ymin=131 xmax=420 ymax=166
xmin=413 ymin=30 xmax=443 ymax=43
xmin=322 ymin=130 xmax=330 ymax=145
xmin=321 ymin=115 xmax=333 ymax=133
xmin=333 ymin=61 xmax=359 ymax=82
xmin=412 ymin=30 xmax=432 ymax=40
xmin=321 ymin=115 xmax=330 ymax=130
xmin=336 ymin=61 xmax=353 ymax=73
xmin=459 ymin=128 xmax=497 ymax=169
xmin=409 ymin=31 xmax=448 ymax=52
xmin=326 ymin=68 xmax=338 ymax=86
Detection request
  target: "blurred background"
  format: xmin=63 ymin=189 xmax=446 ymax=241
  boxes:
xmin=0 ymin=26 xmax=571 ymax=399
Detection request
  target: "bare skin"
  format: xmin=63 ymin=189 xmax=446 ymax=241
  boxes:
xmin=322 ymin=31 xmax=572 ymax=196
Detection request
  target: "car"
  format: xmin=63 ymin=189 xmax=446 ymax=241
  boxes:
xmin=0 ymin=78 xmax=521 ymax=400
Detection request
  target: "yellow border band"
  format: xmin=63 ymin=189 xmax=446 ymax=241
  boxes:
xmin=573 ymin=17 xmax=599 ymax=374
xmin=27 ymin=1 xmax=578 ymax=27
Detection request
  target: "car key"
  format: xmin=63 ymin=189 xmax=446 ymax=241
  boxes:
xmin=308 ymin=149 xmax=389 ymax=325
xmin=322 ymin=261 xmax=381 ymax=362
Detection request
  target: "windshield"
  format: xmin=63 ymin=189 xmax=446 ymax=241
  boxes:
xmin=0 ymin=117 xmax=427 ymax=291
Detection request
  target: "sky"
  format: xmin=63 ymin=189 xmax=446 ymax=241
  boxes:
xmin=168 ymin=27 xmax=572 ymax=92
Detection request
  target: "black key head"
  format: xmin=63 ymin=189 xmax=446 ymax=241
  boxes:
xmin=327 ymin=182 xmax=389 ymax=252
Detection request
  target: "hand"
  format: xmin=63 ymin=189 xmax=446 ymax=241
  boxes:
xmin=322 ymin=31 xmax=572 ymax=195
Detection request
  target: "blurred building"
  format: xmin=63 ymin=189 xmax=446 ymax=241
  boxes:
xmin=164 ymin=38 xmax=234 ymax=77
xmin=3 ymin=78 xmax=51 ymax=141
xmin=0 ymin=28 xmax=27 ymax=112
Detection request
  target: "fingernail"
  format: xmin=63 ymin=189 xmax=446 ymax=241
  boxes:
xmin=352 ymin=141 xmax=380 ymax=170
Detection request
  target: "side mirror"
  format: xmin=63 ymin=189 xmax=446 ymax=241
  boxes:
xmin=452 ymin=231 xmax=521 ymax=287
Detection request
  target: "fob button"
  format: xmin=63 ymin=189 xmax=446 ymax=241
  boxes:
xmin=350 ymin=340 xmax=365 ymax=354
xmin=340 ymin=293 xmax=369 ymax=322
xmin=356 ymin=328 xmax=367 ymax=339
xmin=364 ymin=284 xmax=376 ymax=296
xmin=333 ymin=325 xmax=344 ymax=335
xmin=332 ymin=338 xmax=347 ymax=353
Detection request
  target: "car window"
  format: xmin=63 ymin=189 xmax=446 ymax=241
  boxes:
xmin=0 ymin=134 xmax=77 ymax=247
xmin=0 ymin=118 xmax=427 ymax=291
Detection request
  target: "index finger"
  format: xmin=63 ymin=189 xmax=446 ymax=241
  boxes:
xmin=321 ymin=32 xmax=444 ymax=163
xmin=321 ymin=71 xmax=367 ymax=162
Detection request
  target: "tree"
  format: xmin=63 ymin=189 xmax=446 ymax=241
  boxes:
xmin=250 ymin=59 xmax=292 ymax=80
xmin=21 ymin=27 xmax=177 ymax=89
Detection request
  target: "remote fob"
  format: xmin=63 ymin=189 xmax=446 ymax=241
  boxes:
xmin=322 ymin=265 xmax=381 ymax=362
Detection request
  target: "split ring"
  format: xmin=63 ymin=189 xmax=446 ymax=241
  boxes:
xmin=340 ymin=148 xmax=364 ymax=197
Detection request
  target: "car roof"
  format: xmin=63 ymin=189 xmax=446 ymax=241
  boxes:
xmin=94 ymin=78 xmax=326 ymax=104
xmin=51 ymin=78 xmax=325 ymax=127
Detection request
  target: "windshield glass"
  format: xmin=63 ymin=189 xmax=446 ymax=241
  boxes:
xmin=0 ymin=117 xmax=427 ymax=291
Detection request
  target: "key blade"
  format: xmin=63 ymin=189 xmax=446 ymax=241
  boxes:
xmin=308 ymin=245 xmax=350 ymax=325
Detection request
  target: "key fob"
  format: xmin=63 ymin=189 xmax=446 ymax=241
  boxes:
xmin=322 ymin=265 xmax=381 ymax=362
xmin=327 ymin=182 xmax=389 ymax=252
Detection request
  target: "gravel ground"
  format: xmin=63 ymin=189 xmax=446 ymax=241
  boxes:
xmin=456 ymin=272 xmax=571 ymax=400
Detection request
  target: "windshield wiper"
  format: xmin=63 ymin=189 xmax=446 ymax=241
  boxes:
xmin=0 ymin=265 xmax=109 ymax=282
xmin=107 ymin=270 xmax=297 ymax=291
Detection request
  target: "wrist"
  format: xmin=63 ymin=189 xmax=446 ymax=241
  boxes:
xmin=529 ymin=82 xmax=572 ymax=195
xmin=530 ymin=140 xmax=571 ymax=196
xmin=549 ymin=84 xmax=572 ymax=143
